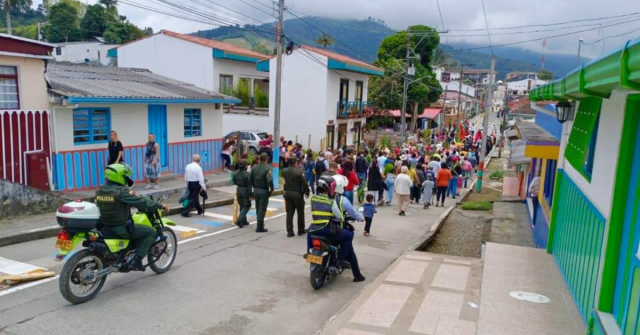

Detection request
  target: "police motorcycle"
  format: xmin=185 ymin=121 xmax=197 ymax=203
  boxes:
xmin=54 ymin=178 xmax=177 ymax=304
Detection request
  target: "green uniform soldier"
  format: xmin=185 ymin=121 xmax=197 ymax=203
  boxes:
xmin=281 ymin=156 xmax=310 ymax=237
xmin=95 ymin=164 xmax=168 ymax=271
xmin=232 ymin=159 xmax=252 ymax=228
xmin=249 ymin=153 xmax=273 ymax=233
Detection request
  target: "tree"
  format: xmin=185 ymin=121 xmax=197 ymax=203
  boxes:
xmin=99 ymin=0 xmax=117 ymax=9
xmin=377 ymin=25 xmax=440 ymax=69
xmin=80 ymin=4 xmax=107 ymax=40
xmin=539 ymin=69 xmax=554 ymax=80
xmin=45 ymin=1 xmax=80 ymax=42
xmin=1 ymin=0 xmax=32 ymax=34
xmin=315 ymin=32 xmax=334 ymax=50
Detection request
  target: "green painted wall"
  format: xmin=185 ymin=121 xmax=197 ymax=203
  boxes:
xmin=552 ymin=169 xmax=606 ymax=324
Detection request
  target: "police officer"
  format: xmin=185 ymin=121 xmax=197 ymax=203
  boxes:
xmin=307 ymin=175 xmax=366 ymax=282
xmin=249 ymin=153 xmax=273 ymax=233
xmin=232 ymin=159 xmax=252 ymax=228
xmin=96 ymin=164 xmax=168 ymax=271
xmin=281 ymin=156 xmax=310 ymax=237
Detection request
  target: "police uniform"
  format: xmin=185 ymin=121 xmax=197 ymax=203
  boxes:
xmin=95 ymin=182 xmax=161 ymax=258
xmin=232 ymin=163 xmax=252 ymax=227
xmin=249 ymin=153 xmax=274 ymax=232
xmin=281 ymin=156 xmax=310 ymax=236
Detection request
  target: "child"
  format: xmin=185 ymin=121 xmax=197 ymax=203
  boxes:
xmin=422 ymin=174 xmax=435 ymax=209
xmin=363 ymin=194 xmax=377 ymax=237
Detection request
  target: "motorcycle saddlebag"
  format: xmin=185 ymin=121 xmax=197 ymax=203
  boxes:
xmin=56 ymin=200 xmax=100 ymax=230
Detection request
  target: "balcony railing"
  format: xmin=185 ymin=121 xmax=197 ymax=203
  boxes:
xmin=337 ymin=101 xmax=371 ymax=119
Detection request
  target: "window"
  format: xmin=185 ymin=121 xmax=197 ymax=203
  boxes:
xmin=543 ymin=159 xmax=557 ymax=206
xmin=184 ymin=108 xmax=202 ymax=137
xmin=0 ymin=66 xmax=19 ymax=109
xmin=339 ymin=79 xmax=349 ymax=102
xmin=564 ymin=97 xmax=602 ymax=181
xmin=240 ymin=132 xmax=251 ymax=140
xmin=219 ymin=75 xmax=233 ymax=94
xmin=73 ymin=108 xmax=110 ymax=144
xmin=355 ymin=81 xmax=364 ymax=102
xmin=56 ymin=47 xmax=62 ymax=56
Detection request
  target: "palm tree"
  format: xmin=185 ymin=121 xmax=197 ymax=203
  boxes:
xmin=316 ymin=33 xmax=334 ymax=50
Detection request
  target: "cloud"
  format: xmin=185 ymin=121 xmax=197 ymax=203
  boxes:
xmin=85 ymin=0 xmax=639 ymax=58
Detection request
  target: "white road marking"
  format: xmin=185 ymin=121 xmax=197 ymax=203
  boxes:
xmin=203 ymin=212 xmax=234 ymax=221
xmin=0 ymin=257 xmax=45 ymax=275
xmin=251 ymin=207 xmax=277 ymax=211
xmin=269 ymin=198 xmax=285 ymax=202
xmin=0 ymin=275 xmax=59 ymax=297
xmin=22 ymin=225 xmax=59 ymax=233
xmin=169 ymin=225 xmax=204 ymax=234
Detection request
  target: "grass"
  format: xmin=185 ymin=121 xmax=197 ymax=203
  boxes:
xmin=460 ymin=201 xmax=493 ymax=211
xmin=489 ymin=170 xmax=504 ymax=179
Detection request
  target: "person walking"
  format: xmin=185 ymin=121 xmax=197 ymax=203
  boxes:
xmin=221 ymin=137 xmax=234 ymax=172
xmin=384 ymin=156 xmax=397 ymax=206
xmin=107 ymin=130 xmax=124 ymax=165
xmin=338 ymin=160 xmax=359 ymax=204
xmin=421 ymin=174 xmax=435 ymax=209
xmin=462 ymin=156 xmax=473 ymax=188
xmin=249 ymin=153 xmax=273 ymax=233
xmin=395 ymin=166 xmax=413 ymax=216
xmin=355 ymin=151 xmax=369 ymax=184
xmin=436 ymin=162 xmax=452 ymax=207
xmin=366 ymin=160 xmax=383 ymax=205
xmin=362 ymin=194 xmax=377 ymax=237
xmin=281 ymin=156 xmax=310 ymax=237
xmin=231 ymin=159 xmax=251 ymax=228
xmin=314 ymin=152 xmax=329 ymax=189
xmin=303 ymin=152 xmax=316 ymax=195
xmin=448 ymin=156 xmax=462 ymax=199
xmin=181 ymin=154 xmax=206 ymax=217
xmin=144 ymin=133 xmax=161 ymax=189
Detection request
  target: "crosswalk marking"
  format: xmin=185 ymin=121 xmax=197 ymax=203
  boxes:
xmin=203 ymin=212 xmax=234 ymax=221
xmin=269 ymin=198 xmax=285 ymax=202
xmin=0 ymin=257 xmax=44 ymax=276
xmin=250 ymin=207 xmax=277 ymax=211
xmin=170 ymin=225 xmax=204 ymax=234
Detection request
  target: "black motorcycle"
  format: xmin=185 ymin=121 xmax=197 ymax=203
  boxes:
xmin=305 ymin=217 xmax=354 ymax=290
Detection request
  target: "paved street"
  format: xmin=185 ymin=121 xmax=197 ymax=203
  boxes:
xmin=0 ymin=189 xmax=469 ymax=335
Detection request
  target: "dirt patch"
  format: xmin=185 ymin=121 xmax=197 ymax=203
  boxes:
xmin=423 ymin=207 xmax=495 ymax=258
xmin=465 ymin=185 xmax=502 ymax=203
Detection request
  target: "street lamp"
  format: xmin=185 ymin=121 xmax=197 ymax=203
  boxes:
xmin=556 ymin=101 xmax=573 ymax=124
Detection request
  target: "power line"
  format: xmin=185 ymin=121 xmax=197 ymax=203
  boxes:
xmin=251 ymin=0 xmax=273 ymax=10
xmin=582 ymin=25 xmax=640 ymax=45
xmin=434 ymin=0 xmax=450 ymax=45
xmin=480 ymin=0 xmax=494 ymax=54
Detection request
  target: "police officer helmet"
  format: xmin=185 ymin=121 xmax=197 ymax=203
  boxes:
xmin=317 ymin=175 xmax=336 ymax=198
xmin=332 ymin=175 xmax=349 ymax=195
xmin=105 ymin=163 xmax=134 ymax=186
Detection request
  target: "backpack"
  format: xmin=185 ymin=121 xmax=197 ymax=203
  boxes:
xmin=314 ymin=159 xmax=326 ymax=176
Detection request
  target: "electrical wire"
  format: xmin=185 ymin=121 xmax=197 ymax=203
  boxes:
xmin=434 ymin=0 xmax=450 ymax=45
xmin=237 ymin=0 xmax=276 ymax=18
xmin=582 ymin=25 xmax=640 ymax=45
xmin=480 ymin=0 xmax=494 ymax=54
xmin=251 ymin=0 xmax=273 ymax=10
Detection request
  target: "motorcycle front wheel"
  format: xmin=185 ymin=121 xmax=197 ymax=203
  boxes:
xmin=148 ymin=227 xmax=177 ymax=274
xmin=59 ymin=249 xmax=107 ymax=304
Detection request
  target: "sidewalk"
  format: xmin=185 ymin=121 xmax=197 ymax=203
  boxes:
xmin=0 ymin=172 xmax=234 ymax=247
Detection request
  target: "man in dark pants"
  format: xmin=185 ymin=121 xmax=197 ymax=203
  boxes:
xmin=96 ymin=164 xmax=168 ymax=271
xmin=181 ymin=154 xmax=207 ymax=217
xmin=232 ymin=159 xmax=252 ymax=228
xmin=249 ymin=153 xmax=273 ymax=233
xmin=281 ymin=156 xmax=310 ymax=237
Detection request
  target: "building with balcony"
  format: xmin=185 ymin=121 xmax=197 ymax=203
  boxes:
xmin=110 ymin=30 xmax=271 ymax=135
xmin=257 ymin=45 xmax=383 ymax=150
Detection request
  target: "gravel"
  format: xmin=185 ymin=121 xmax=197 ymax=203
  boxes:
xmin=423 ymin=207 xmax=495 ymax=258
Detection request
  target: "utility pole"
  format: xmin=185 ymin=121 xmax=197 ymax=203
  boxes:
xmin=271 ymin=0 xmax=284 ymax=188
xmin=440 ymin=85 xmax=448 ymax=134
xmin=400 ymin=27 xmax=410 ymax=142
xmin=576 ymin=38 xmax=584 ymax=66
xmin=5 ymin=0 xmax=12 ymax=35
xmin=475 ymin=54 xmax=496 ymax=193
xmin=457 ymin=63 xmax=465 ymax=119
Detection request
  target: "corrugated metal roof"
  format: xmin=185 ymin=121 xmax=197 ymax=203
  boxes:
xmin=509 ymin=140 xmax=531 ymax=166
xmin=516 ymin=121 xmax=559 ymax=145
xmin=46 ymin=62 xmax=234 ymax=100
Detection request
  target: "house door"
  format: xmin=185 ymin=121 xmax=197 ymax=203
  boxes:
xmin=326 ymin=125 xmax=335 ymax=151
xmin=148 ymin=105 xmax=168 ymax=168
xmin=613 ymin=108 xmax=640 ymax=334
xmin=354 ymin=121 xmax=362 ymax=151
xmin=337 ymin=123 xmax=347 ymax=149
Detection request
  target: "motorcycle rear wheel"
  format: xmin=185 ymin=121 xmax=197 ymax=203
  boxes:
xmin=310 ymin=265 xmax=327 ymax=290
xmin=148 ymin=227 xmax=177 ymax=274
xmin=59 ymin=249 xmax=107 ymax=304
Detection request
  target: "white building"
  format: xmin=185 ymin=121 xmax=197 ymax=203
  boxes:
xmin=507 ymin=78 xmax=548 ymax=96
xmin=257 ymin=45 xmax=384 ymax=150
xmin=53 ymin=37 xmax=117 ymax=66
xmin=111 ymin=30 xmax=271 ymax=135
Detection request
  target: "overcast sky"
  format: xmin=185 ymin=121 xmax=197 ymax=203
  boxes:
xmin=77 ymin=0 xmax=639 ymax=58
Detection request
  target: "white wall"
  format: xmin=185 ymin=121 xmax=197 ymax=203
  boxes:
xmin=559 ymin=90 xmax=628 ymax=219
xmin=271 ymin=50 xmax=328 ymax=150
xmin=53 ymin=103 xmax=223 ymax=152
xmin=117 ymin=34 xmax=214 ymax=91
xmin=212 ymin=58 xmax=269 ymax=93
xmin=54 ymin=42 xmax=116 ymax=66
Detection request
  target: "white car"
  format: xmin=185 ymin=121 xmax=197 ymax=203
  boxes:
xmin=224 ymin=130 xmax=268 ymax=154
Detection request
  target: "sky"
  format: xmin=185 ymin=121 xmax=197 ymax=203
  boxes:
xmin=71 ymin=0 xmax=639 ymax=59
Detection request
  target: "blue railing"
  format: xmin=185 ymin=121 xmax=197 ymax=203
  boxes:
xmin=336 ymin=101 xmax=371 ymax=119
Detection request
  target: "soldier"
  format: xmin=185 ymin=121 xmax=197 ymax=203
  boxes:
xmin=281 ymin=156 xmax=310 ymax=237
xmin=249 ymin=153 xmax=273 ymax=233
xmin=232 ymin=159 xmax=252 ymax=228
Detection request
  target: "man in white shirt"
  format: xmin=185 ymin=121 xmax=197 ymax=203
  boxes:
xmin=181 ymin=154 xmax=206 ymax=217
xmin=377 ymin=152 xmax=387 ymax=172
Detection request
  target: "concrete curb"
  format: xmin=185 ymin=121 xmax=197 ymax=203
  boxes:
xmin=0 ymin=189 xmax=284 ymax=248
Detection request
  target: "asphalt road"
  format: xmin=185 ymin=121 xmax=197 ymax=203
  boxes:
xmin=0 ymin=194 xmax=452 ymax=335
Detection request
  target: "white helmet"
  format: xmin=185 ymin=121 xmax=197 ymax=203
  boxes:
xmin=332 ymin=175 xmax=349 ymax=195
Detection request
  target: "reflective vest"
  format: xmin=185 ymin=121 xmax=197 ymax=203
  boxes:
xmin=309 ymin=194 xmax=334 ymax=232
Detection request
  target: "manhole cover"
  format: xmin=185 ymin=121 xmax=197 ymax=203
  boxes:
xmin=509 ymin=291 xmax=550 ymax=303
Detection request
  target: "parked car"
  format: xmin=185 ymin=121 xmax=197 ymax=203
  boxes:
xmin=224 ymin=131 xmax=268 ymax=155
